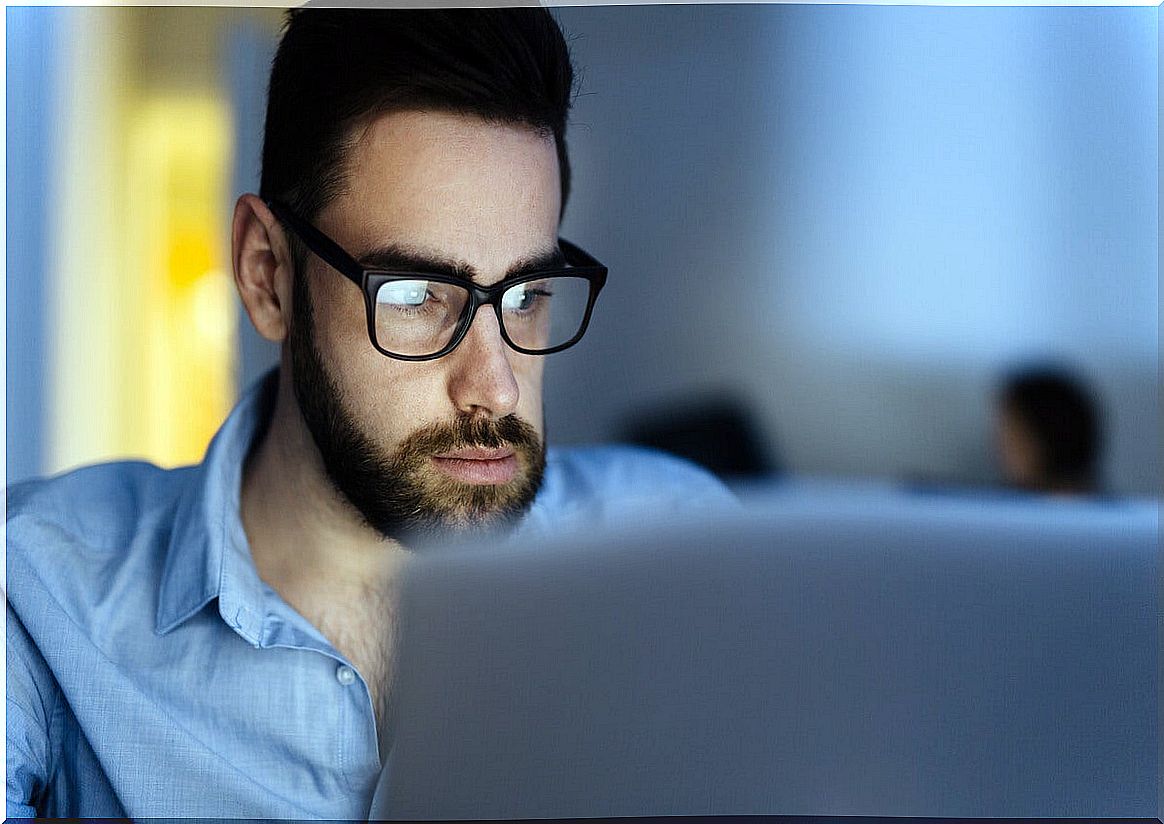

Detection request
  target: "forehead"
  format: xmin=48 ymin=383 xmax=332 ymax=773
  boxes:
xmin=321 ymin=110 xmax=562 ymax=280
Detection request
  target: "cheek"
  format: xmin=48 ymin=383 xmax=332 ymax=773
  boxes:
xmin=306 ymin=265 xmax=369 ymax=357
xmin=308 ymin=274 xmax=448 ymax=435
xmin=512 ymin=355 xmax=545 ymax=431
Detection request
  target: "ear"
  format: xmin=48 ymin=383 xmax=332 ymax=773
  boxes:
xmin=232 ymin=193 xmax=295 ymax=343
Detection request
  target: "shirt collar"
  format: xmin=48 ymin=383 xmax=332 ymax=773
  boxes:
xmin=155 ymin=371 xmax=278 ymax=645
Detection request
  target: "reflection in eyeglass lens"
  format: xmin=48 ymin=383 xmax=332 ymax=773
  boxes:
xmin=374 ymin=280 xmax=465 ymax=355
xmin=503 ymin=277 xmax=592 ymax=351
xmin=376 ymin=280 xmax=430 ymax=307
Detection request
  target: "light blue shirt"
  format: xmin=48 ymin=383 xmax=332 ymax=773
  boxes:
xmin=5 ymin=374 xmax=736 ymax=818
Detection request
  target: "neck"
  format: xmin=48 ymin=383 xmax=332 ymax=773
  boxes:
xmin=240 ymin=360 xmax=408 ymax=610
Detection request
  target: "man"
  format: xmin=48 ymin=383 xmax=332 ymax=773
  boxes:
xmin=6 ymin=8 xmax=734 ymax=818
xmin=995 ymin=368 xmax=1102 ymax=495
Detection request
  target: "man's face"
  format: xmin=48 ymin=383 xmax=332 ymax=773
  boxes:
xmin=289 ymin=111 xmax=561 ymax=542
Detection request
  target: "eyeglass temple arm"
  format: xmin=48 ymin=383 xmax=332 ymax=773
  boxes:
xmin=558 ymin=238 xmax=598 ymax=268
xmin=265 ymin=200 xmax=365 ymax=287
xmin=557 ymin=239 xmax=608 ymax=292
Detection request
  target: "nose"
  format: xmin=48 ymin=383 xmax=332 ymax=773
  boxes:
xmin=445 ymin=306 xmax=520 ymax=419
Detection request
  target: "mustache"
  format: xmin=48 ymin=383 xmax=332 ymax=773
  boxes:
xmin=402 ymin=414 xmax=541 ymax=457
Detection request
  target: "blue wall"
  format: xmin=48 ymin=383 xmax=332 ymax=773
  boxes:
xmin=552 ymin=4 xmax=1158 ymax=494
xmin=6 ymin=7 xmax=59 ymax=485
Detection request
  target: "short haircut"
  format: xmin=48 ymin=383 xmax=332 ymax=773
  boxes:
xmin=260 ymin=7 xmax=576 ymax=224
xmin=1001 ymin=368 xmax=1102 ymax=487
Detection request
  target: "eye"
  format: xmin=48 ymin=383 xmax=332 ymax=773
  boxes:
xmin=376 ymin=280 xmax=431 ymax=306
xmin=502 ymin=282 xmax=552 ymax=313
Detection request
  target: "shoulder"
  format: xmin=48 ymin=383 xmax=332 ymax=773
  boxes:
xmin=7 ymin=461 xmax=192 ymax=553
xmin=5 ymin=461 xmax=194 ymax=616
xmin=531 ymin=445 xmax=739 ymax=531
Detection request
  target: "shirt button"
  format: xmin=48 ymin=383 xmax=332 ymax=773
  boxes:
xmin=336 ymin=665 xmax=356 ymax=686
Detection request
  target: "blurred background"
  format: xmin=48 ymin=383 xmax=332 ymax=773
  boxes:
xmin=6 ymin=4 xmax=1160 ymax=497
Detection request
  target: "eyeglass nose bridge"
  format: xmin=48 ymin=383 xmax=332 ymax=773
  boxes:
xmin=407 ymin=276 xmax=516 ymax=356
xmin=440 ymin=280 xmax=523 ymax=357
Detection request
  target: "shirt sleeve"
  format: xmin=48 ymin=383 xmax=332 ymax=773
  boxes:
xmin=6 ymin=597 xmax=59 ymax=818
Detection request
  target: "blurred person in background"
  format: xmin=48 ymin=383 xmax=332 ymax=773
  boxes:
xmin=995 ymin=367 xmax=1103 ymax=496
xmin=6 ymin=8 xmax=733 ymax=818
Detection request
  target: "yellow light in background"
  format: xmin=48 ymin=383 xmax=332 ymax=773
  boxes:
xmin=45 ymin=7 xmax=269 ymax=476
xmin=127 ymin=95 xmax=235 ymax=466
xmin=49 ymin=82 xmax=235 ymax=471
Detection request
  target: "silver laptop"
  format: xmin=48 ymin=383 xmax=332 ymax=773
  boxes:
xmin=372 ymin=490 xmax=1158 ymax=819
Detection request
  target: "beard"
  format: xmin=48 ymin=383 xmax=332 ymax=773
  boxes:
xmin=287 ymin=269 xmax=547 ymax=545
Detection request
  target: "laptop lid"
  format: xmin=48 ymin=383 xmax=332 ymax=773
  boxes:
xmin=373 ymin=493 xmax=1157 ymax=819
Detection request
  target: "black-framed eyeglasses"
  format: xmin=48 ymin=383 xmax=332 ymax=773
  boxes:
xmin=267 ymin=200 xmax=608 ymax=361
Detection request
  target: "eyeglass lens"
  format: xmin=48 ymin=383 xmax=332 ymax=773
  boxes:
xmin=373 ymin=276 xmax=593 ymax=357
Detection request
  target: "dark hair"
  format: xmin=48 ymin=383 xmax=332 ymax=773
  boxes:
xmin=260 ymin=7 xmax=576 ymax=224
xmin=1001 ymin=368 xmax=1102 ymax=489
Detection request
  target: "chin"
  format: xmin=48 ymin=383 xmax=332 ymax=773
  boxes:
xmin=425 ymin=475 xmax=535 ymax=521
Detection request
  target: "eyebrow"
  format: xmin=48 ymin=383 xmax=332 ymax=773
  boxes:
xmin=356 ymin=243 xmax=567 ymax=284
